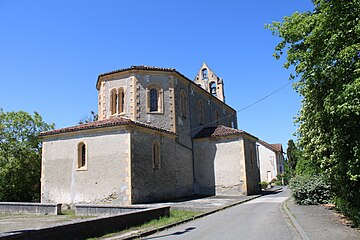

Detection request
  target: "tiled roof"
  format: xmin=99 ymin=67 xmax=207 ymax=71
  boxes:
xmin=193 ymin=125 xmax=258 ymax=139
xmin=39 ymin=117 xmax=175 ymax=137
xmin=95 ymin=65 xmax=236 ymax=113
xmin=270 ymin=143 xmax=283 ymax=153
xmin=98 ymin=65 xmax=176 ymax=77
xmin=97 ymin=65 xmax=189 ymax=89
xmin=258 ymin=140 xmax=283 ymax=153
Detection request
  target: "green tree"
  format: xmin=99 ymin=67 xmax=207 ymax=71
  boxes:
xmin=78 ymin=110 xmax=98 ymax=124
xmin=286 ymin=139 xmax=299 ymax=175
xmin=267 ymin=0 xmax=360 ymax=224
xmin=0 ymin=109 xmax=54 ymax=202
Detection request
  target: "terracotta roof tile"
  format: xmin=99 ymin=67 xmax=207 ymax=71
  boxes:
xmin=258 ymin=139 xmax=283 ymax=153
xmin=95 ymin=65 xmax=236 ymax=113
xmin=39 ymin=117 xmax=175 ymax=137
xmin=193 ymin=125 xmax=258 ymax=139
xmin=98 ymin=65 xmax=177 ymax=77
xmin=96 ymin=65 xmax=188 ymax=89
xmin=270 ymin=143 xmax=283 ymax=153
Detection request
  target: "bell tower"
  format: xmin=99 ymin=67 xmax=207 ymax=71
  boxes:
xmin=194 ymin=62 xmax=225 ymax=102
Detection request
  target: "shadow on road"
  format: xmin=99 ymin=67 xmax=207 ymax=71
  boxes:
xmin=261 ymin=188 xmax=283 ymax=196
xmin=144 ymin=227 xmax=196 ymax=239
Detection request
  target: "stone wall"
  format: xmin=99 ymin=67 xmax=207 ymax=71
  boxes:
xmin=41 ymin=128 xmax=131 ymax=204
xmin=130 ymin=130 xmax=194 ymax=203
xmin=275 ymin=151 xmax=285 ymax=176
xmin=0 ymin=202 xmax=61 ymax=215
xmin=188 ymin=85 xmax=237 ymax=137
xmin=1 ymin=206 xmax=170 ymax=240
xmin=193 ymin=137 xmax=247 ymax=196
xmin=97 ymin=70 xmax=237 ymax=138
xmin=98 ymin=74 xmax=134 ymax=120
xmin=243 ymin=137 xmax=261 ymax=195
xmin=173 ymin=77 xmax=192 ymax=149
xmin=257 ymin=142 xmax=277 ymax=183
xmin=136 ymin=73 xmax=173 ymax=130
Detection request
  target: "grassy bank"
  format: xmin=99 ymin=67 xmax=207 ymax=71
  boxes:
xmin=93 ymin=209 xmax=202 ymax=239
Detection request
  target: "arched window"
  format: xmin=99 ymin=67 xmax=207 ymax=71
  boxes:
xmin=147 ymin=84 xmax=163 ymax=113
xmin=110 ymin=89 xmax=118 ymax=115
xmin=209 ymin=82 xmax=217 ymax=96
xmin=198 ymin=100 xmax=204 ymax=125
xmin=118 ymin=88 xmax=125 ymax=114
xmin=180 ymin=89 xmax=187 ymax=118
xmin=152 ymin=140 xmax=161 ymax=170
xmin=77 ymin=142 xmax=87 ymax=169
xmin=215 ymin=109 xmax=220 ymax=125
xmin=202 ymin=68 xmax=208 ymax=79
xmin=150 ymin=89 xmax=158 ymax=112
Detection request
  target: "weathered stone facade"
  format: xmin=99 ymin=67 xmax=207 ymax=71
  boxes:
xmin=40 ymin=64 xmax=261 ymax=205
xmin=257 ymin=140 xmax=284 ymax=183
xmin=193 ymin=128 xmax=260 ymax=196
xmin=131 ymin=130 xmax=193 ymax=203
xmin=41 ymin=127 xmax=131 ymax=204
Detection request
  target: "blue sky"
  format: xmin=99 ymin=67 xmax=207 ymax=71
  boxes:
xmin=0 ymin=0 xmax=313 ymax=150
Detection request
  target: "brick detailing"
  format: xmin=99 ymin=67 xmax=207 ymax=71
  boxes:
xmin=100 ymin=82 xmax=106 ymax=120
xmin=133 ymin=76 xmax=140 ymax=120
xmin=168 ymin=76 xmax=176 ymax=132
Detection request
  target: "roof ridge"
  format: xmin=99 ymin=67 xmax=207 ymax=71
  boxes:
xmin=40 ymin=116 xmax=175 ymax=137
xmin=193 ymin=125 xmax=257 ymax=139
xmin=258 ymin=140 xmax=283 ymax=153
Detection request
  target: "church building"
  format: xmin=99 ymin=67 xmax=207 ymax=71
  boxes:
xmin=40 ymin=63 xmax=261 ymax=205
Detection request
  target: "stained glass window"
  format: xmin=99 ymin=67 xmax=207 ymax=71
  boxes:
xmin=150 ymin=88 xmax=158 ymax=112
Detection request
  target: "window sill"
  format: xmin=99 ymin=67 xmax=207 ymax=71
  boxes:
xmin=109 ymin=113 xmax=127 ymax=118
xmin=76 ymin=167 xmax=88 ymax=171
xmin=147 ymin=111 xmax=164 ymax=115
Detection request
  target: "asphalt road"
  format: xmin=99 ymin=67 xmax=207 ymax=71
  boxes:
xmin=143 ymin=187 xmax=300 ymax=240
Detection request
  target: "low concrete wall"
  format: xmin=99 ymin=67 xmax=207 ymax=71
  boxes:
xmin=75 ymin=204 xmax=146 ymax=216
xmin=0 ymin=206 xmax=170 ymax=240
xmin=0 ymin=202 xmax=61 ymax=215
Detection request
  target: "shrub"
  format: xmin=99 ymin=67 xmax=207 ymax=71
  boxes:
xmin=259 ymin=181 xmax=269 ymax=189
xmin=334 ymin=195 xmax=360 ymax=227
xmin=273 ymin=178 xmax=283 ymax=186
xmin=289 ymin=175 xmax=331 ymax=205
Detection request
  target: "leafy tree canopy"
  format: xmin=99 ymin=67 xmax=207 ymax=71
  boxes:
xmin=286 ymin=139 xmax=299 ymax=174
xmin=79 ymin=110 xmax=98 ymax=125
xmin=0 ymin=109 xmax=54 ymax=201
xmin=267 ymin=0 xmax=360 ymax=224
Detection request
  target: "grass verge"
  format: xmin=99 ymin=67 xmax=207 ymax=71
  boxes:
xmin=92 ymin=209 xmax=202 ymax=239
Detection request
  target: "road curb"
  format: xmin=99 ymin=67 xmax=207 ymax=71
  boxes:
xmin=115 ymin=195 xmax=261 ymax=240
xmin=282 ymin=198 xmax=310 ymax=240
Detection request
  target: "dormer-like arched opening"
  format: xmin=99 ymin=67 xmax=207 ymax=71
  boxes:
xmin=202 ymin=68 xmax=208 ymax=79
xmin=209 ymin=82 xmax=217 ymax=96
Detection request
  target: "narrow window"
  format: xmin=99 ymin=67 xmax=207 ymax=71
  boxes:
xmin=147 ymin=84 xmax=163 ymax=113
xmin=209 ymin=82 xmax=217 ymax=96
xmin=118 ymin=89 xmax=125 ymax=113
xmin=180 ymin=90 xmax=187 ymax=118
xmin=110 ymin=89 xmax=117 ymax=115
xmin=150 ymin=89 xmax=158 ymax=112
xmin=152 ymin=140 xmax=161 ymax=170
xmin=202 ymin=68 xmax=208 ymax=79
xmin=215 ymin=110 xmax=220 ymax=125
xmin=250 ymin=148 xmax=255 ymax=169
xmin=77 ymin=142 xmax=87 ymax=169
xmin=198 ymin=100 xmax=204 ymax=125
